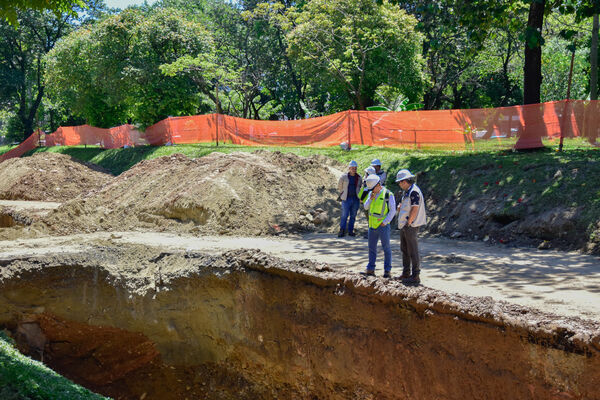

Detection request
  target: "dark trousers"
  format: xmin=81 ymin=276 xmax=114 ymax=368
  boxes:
xmin=400 ymin=226 xmax=420 ymax=276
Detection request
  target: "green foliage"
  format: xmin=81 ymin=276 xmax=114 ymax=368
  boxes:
xmin=0 ymin=331 xmax=107 ymax=399
xmin=0 ymin=0 xmax=85 ymax=25
xmin=287 ymin=0 xmax=425 ymax=111
xmin=0 ymin=2 xmax=102 ymax=140
xmin=540 ymin=13 xmax=590 ymax=101
xmin=45 ymin=7 xmax=213 ymax=128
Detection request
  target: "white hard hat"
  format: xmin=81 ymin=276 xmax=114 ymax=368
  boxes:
xmin=365 ymin=174 xmax=380 ymax=190
xmin=348 ymin=160 xmax=358 ymax=167
xmin=395 ymin=169 xmax=415 ymax=182
xmin=370 ymin=158 xmax=382 ymax=166
xmin=364 ymin=166 xmax=376 ymax=175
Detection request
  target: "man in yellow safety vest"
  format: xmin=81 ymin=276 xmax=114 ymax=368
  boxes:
xmin=362 ymin=174 xmax=396 ymax=278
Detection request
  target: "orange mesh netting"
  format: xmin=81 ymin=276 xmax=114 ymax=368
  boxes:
xmin=2 ymin=100 xmax=599 ymax=163
xmin=0 ymin=130 xmax=41 ymax=163
xmin=142 ymin=100 xmax=599 ymax=149
xmin=44 ymin=124 xmax=146 ymax=148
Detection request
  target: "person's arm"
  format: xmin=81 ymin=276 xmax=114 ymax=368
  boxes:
xmin=407 ymin=190 xmax=420 ymax=226
xmin=337 ymin=175 xmax=344 ymax=195
xmin=407 ymin=206 xmax=418 ymax=226
xmin=363 ymin=194 xmax=372 ymax=210
xmin=382 ymin=193 xmax=396 ymax=225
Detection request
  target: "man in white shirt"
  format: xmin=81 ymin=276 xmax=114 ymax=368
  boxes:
xmin=395 ymin=169 xmax=427 ymax=285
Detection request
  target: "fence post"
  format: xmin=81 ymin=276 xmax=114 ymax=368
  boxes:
xmin=215 ymin=113 xmax=220 ymax=147
xmin=414 ymin=129 xmax=417 ymax=149
xmin=559 ymin=46 xmax=576 ymax=152
xmin=356 ymin=110 xmax=364 ymax=146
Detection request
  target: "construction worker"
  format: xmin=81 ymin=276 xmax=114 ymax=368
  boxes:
xmin=359 ymin=166 xmax=376 ymax=238
xmin=395 ymin=169 xmax=427 ymax=285
xmin=337 ymin=160 xmax=361 ymax=237
xmin=370 ymin=159 xmax=387 ymax=186
xmin=362 ymin=174 xmax=396 ymax=277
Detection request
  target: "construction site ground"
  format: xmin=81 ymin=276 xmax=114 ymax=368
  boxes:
xmin=2 ymin=228 xmax=599 ymax=321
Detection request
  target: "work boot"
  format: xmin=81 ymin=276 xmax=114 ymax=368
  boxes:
xmin=360 ymin=269 xmax=375 ymax=277
xmin=400 ymin=269 xmax=411 ymax=279
xmin=383 ymin=271 xmax=391 ymax=278
xmin=403 ymin=275 xmax=420 ymax=285
xmin=348 ymin=230 xmax=356 ymax=237
xmin=338 ymin=229 xmax=346 ymax=237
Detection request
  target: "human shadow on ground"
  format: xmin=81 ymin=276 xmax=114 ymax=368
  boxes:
xmin=294 ymin=232 xmax=600 ymax=297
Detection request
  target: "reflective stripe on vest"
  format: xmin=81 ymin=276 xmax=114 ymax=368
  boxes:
xmin=368 ymin=188 xmax=389 ymax=229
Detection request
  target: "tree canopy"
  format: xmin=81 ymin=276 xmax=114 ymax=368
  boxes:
xmin=0 ymin=0 xmax=598 ymax=143
xmin=0 ymin=0 xmax=85 ymax=24
xmin=287 ymin=0 xmax=425 ymax=110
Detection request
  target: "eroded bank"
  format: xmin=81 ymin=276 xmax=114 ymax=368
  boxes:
xmin=1 ymin=246 xmax=599 ymax=399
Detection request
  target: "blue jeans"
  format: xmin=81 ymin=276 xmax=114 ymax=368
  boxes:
xmin=340 ymin=196 xmax=360 ymax=233
xmin=367 ymin=224 xmax=392 ymax=272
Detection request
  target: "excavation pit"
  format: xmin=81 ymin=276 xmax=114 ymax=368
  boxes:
xmin=1 ymin=246 xmax=599 ymax=400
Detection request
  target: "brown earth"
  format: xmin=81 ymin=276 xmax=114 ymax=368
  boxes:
xmin=36 ymin=151 xmax=346 ymax=237
xmin=1 ymin=247 xmax=599 ymax=400
xmin=0 ymin=152 xmax=113 ymax=202
xmin=409 ymin=169 xmax=600 ymax=255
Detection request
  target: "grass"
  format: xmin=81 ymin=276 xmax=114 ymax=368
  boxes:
xmin=0 ymin=331 xmax=108 ymax=400
xmin=0 ymin=144 xmax=17 ymax=156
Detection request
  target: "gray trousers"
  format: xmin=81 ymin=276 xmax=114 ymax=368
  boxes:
xmin=400 ymin=225 xmax=420 ymax=276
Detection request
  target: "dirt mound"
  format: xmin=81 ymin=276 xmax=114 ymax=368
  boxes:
xmin=0 ymin=152 xmax=113 ymax=201
xmin=42 ymin=151 xmax=346 ymax=236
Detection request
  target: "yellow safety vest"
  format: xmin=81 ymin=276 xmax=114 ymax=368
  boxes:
xmin=358 ymin=184 xmax=370 ymax=202
xmin=368 ymin=188 xmax=389 ymax=229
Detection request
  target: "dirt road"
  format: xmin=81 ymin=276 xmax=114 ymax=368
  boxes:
xmin=2 ymin=231 xmax=599 ymax=320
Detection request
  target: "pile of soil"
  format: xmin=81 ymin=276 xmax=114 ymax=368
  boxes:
xmin=42 ymin=151 xmax=346 ymax=236
xmin=0 ymin=153 xmax=113 ymax=201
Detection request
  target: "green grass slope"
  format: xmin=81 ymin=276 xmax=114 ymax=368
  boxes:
xmin=0 ymin=332 xmax=108 ymax=400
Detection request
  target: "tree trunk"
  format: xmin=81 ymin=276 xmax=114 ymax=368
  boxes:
xmin=591 ymin=14 xmax=598 ymax=101
xmin=523 ymin=0 xmax=544 ymax=105
xmin=517 ymin=0 xmax=546 ymax=149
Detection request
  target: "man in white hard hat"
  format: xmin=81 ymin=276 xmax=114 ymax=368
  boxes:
xmin=358 ymin=166 xmax=376 ymax=237
xmin=395 ymin=169 xmax=427 ymax=285
xmin=362 ymin=174 xmax=396 ymax=277
xmin=370 ymin=159 xmax=387 ymax=186
xmin=337 ymin=160 xmax=361 ymax=237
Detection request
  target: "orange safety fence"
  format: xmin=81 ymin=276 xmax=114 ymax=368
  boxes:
xmin=0 ymin=130 xmax=41 ymax=163
xmin=44 ymin=124 xmax=146 ymax=148
xmin=144 ymin=100 xmax=600 ymax=149
xmin=2 ymin=100 xmax=599 ymax=163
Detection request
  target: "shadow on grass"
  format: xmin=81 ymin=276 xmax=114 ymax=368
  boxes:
xmin=0 ymin=332 xmax=106 ymax=400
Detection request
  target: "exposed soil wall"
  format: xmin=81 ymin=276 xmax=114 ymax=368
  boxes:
xmin=1 ymin=247 xmax=599 ymax=399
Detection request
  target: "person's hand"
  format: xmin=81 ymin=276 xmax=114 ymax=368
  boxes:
xmin=381 ymin=223 xmax=386 ymax=227
xmin=370 ymin=192 xmax=375 ymax=200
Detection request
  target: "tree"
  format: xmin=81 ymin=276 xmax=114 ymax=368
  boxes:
xmin=0 ymin=2 xmax=98 ymax=140
xmin=45 ymin=8 xmax=213 ymax=128
xmin=0 ymin=0 xmax=84 ymax=24
xmin=286 ymin=0 xmax=425 ymax=111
